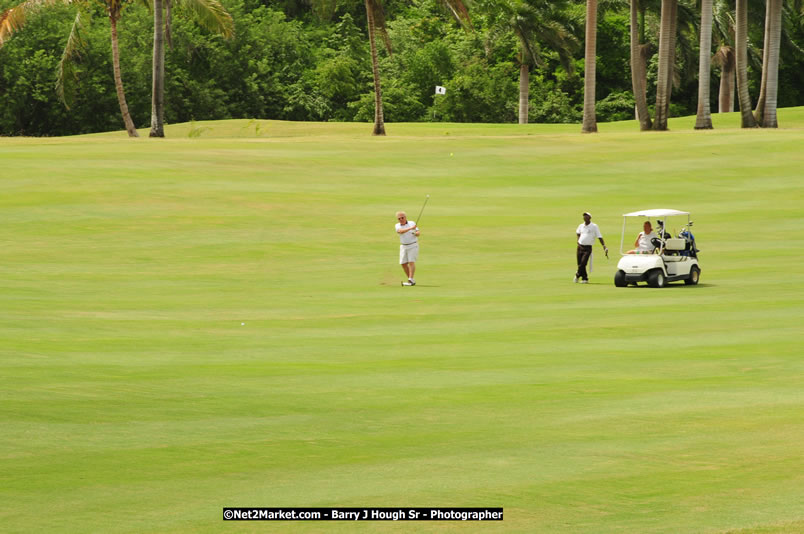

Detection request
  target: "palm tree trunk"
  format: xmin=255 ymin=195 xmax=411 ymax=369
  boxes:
xmin=640 ymin=2 xmax=646 ymax=43
xmin=165 ymin=0 xmax=173 ymax=49
xmin=518 ymin=63 xmax=529 ymax=124
xmin=663 ymin=0 xmax=677 ymax=121
xmin=694 ymin=0 xmax=713 ymax=129
xmin=718 ymin=56 xmax=735 ymax=113
xmin=149 ymin=0 xmax=165 ymax=137
xmin=581 ymin=0 xmax=598 ymax=133
xmin=761 ymin=0 xmax=782 ymax=128
xmin=735 ymin=0 xmax=756 ymax=127
xmin=639 ymin=46 xmax=650 ymax=100
xmin=109 ymin=15 xmax=139 ymax=137
xmin=630 ymin=0 xmax=651 ymax=130
xmin=653 ymin=0 xmax=675 ymax=130
xmin=754 ymin=0 xmax=772 ymax=124
xmin=365 ymin=0 xmax=385 ymax=136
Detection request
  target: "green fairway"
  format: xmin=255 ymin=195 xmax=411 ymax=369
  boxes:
xmin=1 ymin=111 xmax=803 ymax=533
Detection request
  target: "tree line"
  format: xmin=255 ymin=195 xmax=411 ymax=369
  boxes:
xmin=2 ymin=0 xmax=803 ymax=136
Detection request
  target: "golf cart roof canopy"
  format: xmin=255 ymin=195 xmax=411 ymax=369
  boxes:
xmin=623 ymin=209 xmax=690 ymax=217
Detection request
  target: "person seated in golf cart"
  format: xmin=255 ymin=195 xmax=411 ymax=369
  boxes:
xmin=626 ymin=221 xmax=658 ymax=254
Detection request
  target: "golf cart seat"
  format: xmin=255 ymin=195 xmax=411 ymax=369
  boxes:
xmin=662 ymin=238 xmax=687 ymax=261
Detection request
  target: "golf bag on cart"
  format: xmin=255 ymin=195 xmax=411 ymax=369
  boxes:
xmin=679 ymin=229 xmax=699 ymax=258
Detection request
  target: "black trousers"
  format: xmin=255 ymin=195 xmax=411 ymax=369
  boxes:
xmin=576 ymin=245 xmax=593 ymax=280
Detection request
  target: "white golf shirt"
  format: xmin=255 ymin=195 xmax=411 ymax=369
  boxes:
xmin=396 ymin=220 xmax=418 ymax=245
xmin=576 ymin=222 xmax=602 ymax=246
xmin=637 ymin=231 xmax=658 ymax=252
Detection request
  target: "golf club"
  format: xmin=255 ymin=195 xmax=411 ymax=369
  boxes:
xmin=416 ymin=194 xmax=430 ymax=225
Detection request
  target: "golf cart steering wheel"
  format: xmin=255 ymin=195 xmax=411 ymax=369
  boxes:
xmin=651 ymin=237 xmax=663 ymax=249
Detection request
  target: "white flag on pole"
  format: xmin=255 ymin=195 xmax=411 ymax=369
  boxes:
xmin=435 ymin=86 xmax=447 ymax=95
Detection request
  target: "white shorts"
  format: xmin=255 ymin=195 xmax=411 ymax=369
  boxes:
xmin=399 ymin=243 xmax=419 ymax=264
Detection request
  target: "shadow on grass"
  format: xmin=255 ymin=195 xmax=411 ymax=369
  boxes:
xmin=621 ymin=283 xmax=716 ymax=289
xmin=378 ymin=282 xmax=442 ymax=287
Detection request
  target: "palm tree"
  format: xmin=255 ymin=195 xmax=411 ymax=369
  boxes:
xmin=662 ymin=0 xmax=679 ymax=126
xmin=359 ymin=0 xmax=469 ymax=136
xmin=107 ymin=0 xmax=138 ymax=136
xmin=150 ymin=0 xmax=166 ymax=137
xmin=756 ymin=0 xmax=783 ymax=127
xmin=712 ymin=0 xmax=762 ymax=122
xmin=1 ymin=7 xmax=24 ymax=45
xmin=581 ymin=0 xmax=598 ymax=133
xmin=712 ymin=44 xmax=735 ymax=112
xmin=1 ymin=0 xmax=140 ymax=137
xmin=364 ymin=0 xmax=388 ymax=135
xmin=482 ymin=0 xmax=578 ymax=125
xmin=653 ymin=0 xmax=677 ymax=130
xmin=629 ymin=0 xmax=699 ymax=131
xmin=149 ymin=0 xmax=233 ymax=137
xmin=754 ymin=0 xmax=772 ymax=124
xmin=734 ymin=0 xmax=756 ymax=127
xmin=754 ymin=0 xmax=803 ymax=125
xmin=710 ymin=1 xmax=734 ymax=113
xmin=629 ymin=0 xmax=651 ymax=130
xmin=694 ymin=0 xmax=714 ymax=129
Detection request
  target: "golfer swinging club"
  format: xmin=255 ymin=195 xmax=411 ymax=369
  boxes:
xmin=575 ymin=211 xmax=608 ymax=284
xmin=395 ymin=211 xmax=420 ymax=286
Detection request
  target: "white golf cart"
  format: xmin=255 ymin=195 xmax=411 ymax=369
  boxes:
xmin=614 ymin=209 xmax=700 ymax=288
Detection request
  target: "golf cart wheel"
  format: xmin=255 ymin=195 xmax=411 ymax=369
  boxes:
xmin=685 ymin=266 xmax=700 ymax=285
xmin=648 ymin=269 xmax=666 ymax=288
xmin=614 ymin=270 xmax=627 ymax=287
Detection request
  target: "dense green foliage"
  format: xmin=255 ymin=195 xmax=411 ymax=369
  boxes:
xmin=1 ymin=0 xmax=803 ymax=135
